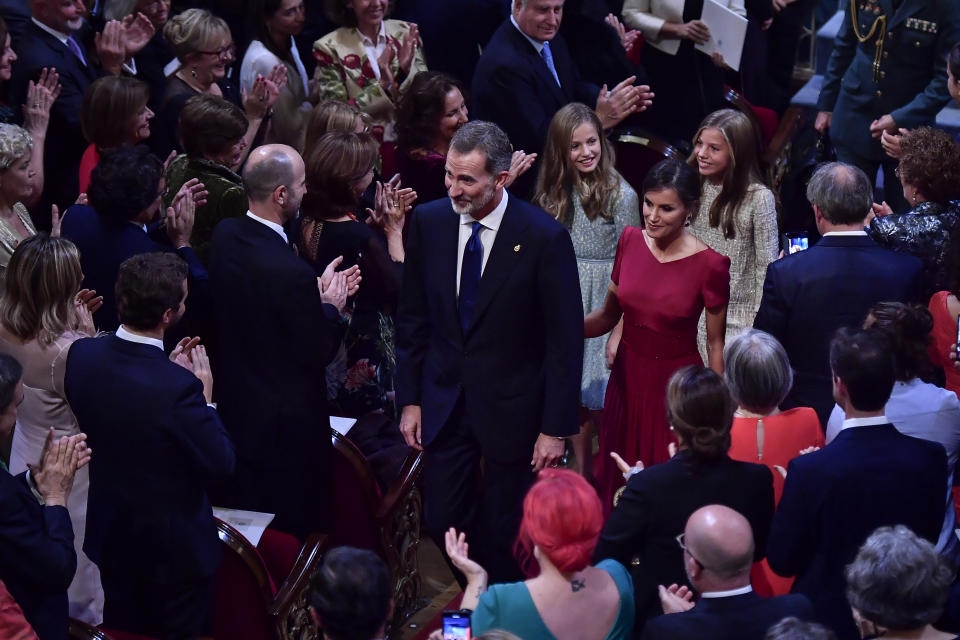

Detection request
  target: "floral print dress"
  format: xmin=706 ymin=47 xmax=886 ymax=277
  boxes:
xmin=312 ymin=20 xmax=427 ymax=142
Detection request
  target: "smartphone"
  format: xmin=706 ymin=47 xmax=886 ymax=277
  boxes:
xmin=781 ymin=232 xmax=809 ymax=254
xmin=442 ymin=609 xmax=472 ymax=640
xmin=955 ymin=316 xmax=960 ymax=360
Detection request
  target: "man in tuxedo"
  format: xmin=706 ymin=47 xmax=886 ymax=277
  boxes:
xmin=642 ymin=505 xmax=814 ymax=640
xmin=208 ymin=144 xmax=358 ymax=539
xmin=9 ymin=0 xmax=153 ymax=214
xmin=470 ymin=0 xmax=652 ymax=197
xmin=396 ymin=120 xmax=583 ymax=582
xmin=753 ymin=161 xmax=923 ymax=424
xmin=0 ymin=354 xmax=89 ymax=640
xmin=65 ymin=252 xmax=235 ymax=638
xmin=767 ymin=328 xmax=947 ymax=640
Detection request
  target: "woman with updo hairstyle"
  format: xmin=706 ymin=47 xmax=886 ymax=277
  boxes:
xmin=0 ymin=124 xmax=40 ymax=283
xmin=445 ymin=469 xmax=635 ymax=640
xmin=78 ymin=76 xmax=153 ymax=193
xmin=303 ymin=99 xmax=370 ymax=156
xmin=584 ymin=159 xmax=730 ymax=508
xmin=594 ymin=365 xmax=774 ymax=622
xmin=0 ymin=234 xmax=104 ymax=623
xmin=869 ymin=126 xmax=960 ymax=297
xmin=845 ymin=525 xmax=957 ymax=640
xmin=826 ymin=302 xmax=960 ymax=556
xmin=151 ymin=7 xmax=284 ymax=159
xmin=297 ymin=130 xmax=404 ymax=417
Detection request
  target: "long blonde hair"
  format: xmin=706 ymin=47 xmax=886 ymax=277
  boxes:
xmin=0 ymin=235 xmax=83 ymax=346
xmin=534 ymin=103 xmax=619 ymax=225
xmin=687 ymin=109 xmax=765 ymax=239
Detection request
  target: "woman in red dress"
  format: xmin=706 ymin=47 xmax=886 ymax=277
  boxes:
xmin=585 ymin=159 xmax=730 ymax=510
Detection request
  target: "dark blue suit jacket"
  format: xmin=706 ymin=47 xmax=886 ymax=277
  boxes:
xmin=9 ymin=21 xmax=104 ymax=211
xmin=61 ymin=204 xmax=209 ymax=333
xmin=470 ymin=20 xmax=598 ymax=196
xmin=64 ymin=334 xmax=235 ymax=584
xmin=396 ymin=194 xmax=583 ymax=461
xmin=753 ymin=234 xmax=923 ymax=423
xmin=767 ymin=424 xmax=947 ymax=640
xmin=0 ymin=469 xmax=75 ymax=640
xmin=641 ymin=591 xmax=815 ymax=640
xmin=208 ymin=215 xmax=341 ymax=538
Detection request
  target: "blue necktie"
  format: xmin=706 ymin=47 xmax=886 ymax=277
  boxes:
xmin=66 ymin=35 xmax=87 ymax=67
xmin=541 ymin=42 xmax=560 ymax=87
xmin=458 ymin=221 xmax=483 ymax=333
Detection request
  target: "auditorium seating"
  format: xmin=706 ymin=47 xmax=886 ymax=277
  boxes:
xmin=614 ymin=131 xmax=685 ymax=198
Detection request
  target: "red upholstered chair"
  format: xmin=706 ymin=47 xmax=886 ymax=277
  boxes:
xmin=723 ymin=86 xmax=779 ymax=149
xmin=329 ymin=427 xmax=424 ymax=630
xmin=614 ymin=131 xmax=685 ymax=198
xmin=215 ymin=519 xmax=326 ymax=640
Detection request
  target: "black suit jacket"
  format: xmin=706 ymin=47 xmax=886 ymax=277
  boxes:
xmin=641 ymin=592 xmax=815 ymax=640
xmin=767 ymin=424 xmax=947 ymax=640
xmin=9 ymin=21 xmax=104 ymax=212
xmin=0 ymin=470 xmax=74 ymax=640
xmin=60 ymin=204 xmax=210 ymax=335
xmin=470 ymin=20 xmax=598 ymax=197
xmin=64 ymin=335 xmax=235 ymax=584
xmin=208 ymin=215 xmax=342 ymax=537
xmin=753 ymin=234 xmax=923 ymax=423
xmin=592 ymin=452 xmax=775 ymax=624
xmin=396 ymin=194 xmax=583 ymax=461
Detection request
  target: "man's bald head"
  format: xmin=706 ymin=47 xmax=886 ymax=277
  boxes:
xmin=685 ymin=505 xmax=754 ymax=582
xmin=244 ymin=144 xmax=301 ymax=202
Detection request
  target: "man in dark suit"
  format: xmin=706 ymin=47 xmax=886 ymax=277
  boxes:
xmin=753 ymin=161 xmax=923 ymax=424
xmin=9 ymin=0 xmax=153 ymax=214
xmin=470 ymin=0 xmax=652 ymax=197
xmin=208 ymin=144 xmax=357 ymax=540
xmin=0 ymin=354 xmax=89 ymax=640
xmin=814 ymin=0 xmax=960 ymax=210
xmin=60 ymin=145 xmax=208 ymax=334
xmin=64 ymin=252 xmax=234 ymax=638
xmin=642 ymin=505 xmax=814 ymax=640
xmin=396 ymin=120 xmax=583 ymax=582
xmin=767 ymin=328 xmax=948 ymax=640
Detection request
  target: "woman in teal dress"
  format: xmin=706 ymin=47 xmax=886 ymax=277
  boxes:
xmin=444 ymin=469 xmax=635 ymax=640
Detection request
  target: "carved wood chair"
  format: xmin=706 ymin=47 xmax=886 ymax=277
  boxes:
xmin=329 ymin=427 xmax=424 ymax=635
xmin=614 ymin=131 xmax=686 ymax=200
xmin=215 ymin=520 xmax=326 ymax=640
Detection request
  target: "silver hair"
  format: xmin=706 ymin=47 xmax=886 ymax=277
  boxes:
xmin=845 ymin=525 xmax=955 ymax=630
xmin=0 ymin=124 xmax=32 ymax=172
xmin=723 ymin=329 xmax=793 ymax=412
xmin=103 ymin=0 xmax=138 ymax=20
xmin=805 ymin=161 xmax=873 ymax=225
xmin=449 ymin=121 xmax=513 ymax=176
xmin=765 ymin=617 xmax=836 ymax=640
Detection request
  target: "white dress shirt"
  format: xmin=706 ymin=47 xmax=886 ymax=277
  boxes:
xmin=822 ymin=230 xmax=868 ymax=236
xmin=455 ymin=190 xmax=509 ymax=297
xmin=700 ymin=584 xmax=752 ymax=599
xmin=116 ymin=325 xmax=164 ymax=350
xmin=509 ymin=14 xmax=545 ymax=53
xmin=359 ymin=22 xmax=388 ymax=81
xmin=246 ymin=211 xmax=288 ymax=244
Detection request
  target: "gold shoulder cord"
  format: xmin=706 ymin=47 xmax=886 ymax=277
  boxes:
xmin=849 ymin=0 xmax=887 ymax=83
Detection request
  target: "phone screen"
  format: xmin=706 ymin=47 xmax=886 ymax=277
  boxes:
xmin=782 ymin=233 xmax=809 ymax=254
xmin=442 ymin=610 xmax=471 ymax=640
xmin=955 ymin=316 xmax=960 ymax=360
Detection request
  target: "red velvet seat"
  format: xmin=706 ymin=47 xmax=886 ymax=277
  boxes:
xmin=614 ymin=132 xmax=685 ymax=199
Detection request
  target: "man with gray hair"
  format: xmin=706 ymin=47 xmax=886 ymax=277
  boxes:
xmin=396 ymin=120 xmax=583 ymax=582
xmin=208 ymin=144 xmax=360 ymax=538
xmin=642 ymin=505 xmax=814 ymax=640
xmin=753 ymin=161 xmax=922 ymax=425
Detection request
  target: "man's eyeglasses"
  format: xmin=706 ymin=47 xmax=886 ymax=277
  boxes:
xmin=198 ymin=43 xmax=235 ymax=60
xmin=675 ymin=533 xmax=706 ymax=569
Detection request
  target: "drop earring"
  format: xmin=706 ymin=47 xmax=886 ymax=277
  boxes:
xmin=191 ymin=67 xmax=198 ymax=79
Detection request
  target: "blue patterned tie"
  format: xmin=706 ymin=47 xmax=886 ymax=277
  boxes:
xmin=541 ymin=42 xmax=561 ymax=87
xmin=458 ymin=221 xmax=483 ymax=333
xmin=66 ymin=35 xmax=87 ymax=66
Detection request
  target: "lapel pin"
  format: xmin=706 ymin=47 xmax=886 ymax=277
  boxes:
xmin=514 ymin=244 xmax=521 ymax=252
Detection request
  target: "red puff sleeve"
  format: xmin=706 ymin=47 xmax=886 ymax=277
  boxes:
xmin=702 ymin=249 xmax=731 ymax=310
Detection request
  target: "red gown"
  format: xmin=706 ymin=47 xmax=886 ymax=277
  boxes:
xmin=595 ymin=227 xmax=730 ymax=511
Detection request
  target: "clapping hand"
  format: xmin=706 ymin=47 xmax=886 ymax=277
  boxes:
xmin=74 ymin=288 xmax=102 ymax=336
xmin=367 ymin=182 xmax=405 ymax=233
xmin=121 ymin=12 xmax=156 ymax=58
xmin=444 ymin=528 xmax=487 ymax=583
xmin=177 ymin=177 xmax=208 ymax=208
xmin=506 ymin=150 xmax=537 ymax=188
xmin=318 ymin=256 xmax=361 ymax=312
xmin=95 ymin=21 xmax=127 ymax=75
xmin=170 ymin=338 xmax=213 ymax=402
xmin=30 ymin=429 xmax=91 ymax=507
xmin=596 ymin=76 xmax=653 ymax=129
xmin=604 ymin=14 xmax=640 ymax=52
xmin=165 ymin=184 xmax=196 ymax=248
xmin=397 ymin=24 xmax=420 ymax=76
xmin=658 ymin=584 xmax=695 ymax=614
xmin=23 ymin=68 xmax=61 ymax=138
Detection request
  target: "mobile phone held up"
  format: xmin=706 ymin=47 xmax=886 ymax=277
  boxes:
xmin=956 ymin=315 xmax=960 ymax=360
xmin=781 ymin=232 xmax=809 ymax=255
xmin=443 ymin=609 xmax=472 ymax=640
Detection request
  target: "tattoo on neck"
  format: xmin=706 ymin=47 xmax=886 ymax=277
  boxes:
xmin=571 ymin=578 xmax=585 ymax=592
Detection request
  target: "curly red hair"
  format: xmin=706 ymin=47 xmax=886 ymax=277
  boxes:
xmin=515 ymin=469 xmax=603 ymax=575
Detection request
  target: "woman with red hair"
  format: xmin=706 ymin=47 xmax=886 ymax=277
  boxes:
xmin=445 ymin=469 xmax=635 ymax=639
